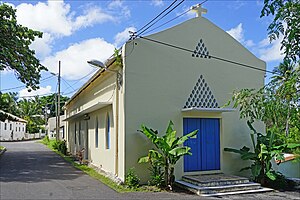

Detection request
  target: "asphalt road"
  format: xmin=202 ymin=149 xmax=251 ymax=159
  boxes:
xmin=0 ymin=141 xmax=203 ymax=200
xmin=0 ymin=141 xmax=299 ymax=200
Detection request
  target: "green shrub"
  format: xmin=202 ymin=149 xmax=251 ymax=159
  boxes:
xmin=58 ymin=140 xmax=67 ymax=155
xmin=266 ymin=173 xmax=296 ymax=190
xmin=125 ymin=168 xmax=140 ymax=188
xmin=148 ymin=165 xmax=164 ymax=187
xmin=42 ymin=135 xmax=50 ymax=145
xmin=51 ymin=140 xmax=59 ymax=150
xmin=51 ymin=140 xmax=67 ymax=155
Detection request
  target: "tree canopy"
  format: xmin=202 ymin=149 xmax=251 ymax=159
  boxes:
xmin=261 ymin=0 xmax=300 ymax=64
xmin=0 ymin=3 xmax=47 ymax=90
xmin=0 ymin=93 xmax=69 ymax=133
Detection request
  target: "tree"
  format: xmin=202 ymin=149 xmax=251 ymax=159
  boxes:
xmin=18 ymin=97 xmax=44 ymax=133
xmin=225 ymin=122 xmax=300 ymax=186
xmin=40 ymin=94 xmax=69 ymax=118
xmin=0 ymin=4 xmax=47 ymax=90
xmin=138 ymin=121 xmax=198 ymax=190
xmin=0 ymin=92 xmax=18 ymax=115
xmin=261 ymin=0 xmax=300 ymax=63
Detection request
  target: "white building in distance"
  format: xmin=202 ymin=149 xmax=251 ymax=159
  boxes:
xmin=0 ymin=110 xmax=27 ymax=141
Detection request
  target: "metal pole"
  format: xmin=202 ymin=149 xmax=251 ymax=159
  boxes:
xmin=56 ymin=61 xmax=61 ymax=141
xmin=45 ymin=107 xmax=47 ymax=136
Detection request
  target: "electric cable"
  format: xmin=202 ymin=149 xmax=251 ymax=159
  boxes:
xmin=137 ymin=0 xmax=186 ymax=37
xmin=142 ymin=8 xmax=191 ymax=36
xmin=139 ymin=36 xmax=279 ymax=75
xmin=142 ymin=0 xmax=209 ymax=36
xmin=135 ymin=0 xmax=179 ymax=36
xmin=1 ymin=75 xmax=55 ymax=92
xmin=62 ymin=69 xmax=96 ymax=94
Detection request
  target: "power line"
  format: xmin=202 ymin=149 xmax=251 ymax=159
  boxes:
xmin=61 ymin=77 xmax=75 ymax=92
xmin=18 ymin=92 xmax=55 ymax=98
xmin=137 ymin=0 xmax=186 ymax=37
xmin=1 ymin=75 xmax=55 ymax=92
xmin=135 ymin=0 xmax=179 ymax=36
xmin=142 ymin=0 xmax=208 ymax=36
xmin=139 ymin=36 xmax=279 ymax=75
xmin=62 ymin=87 xmax=81 ymax=96
xmin=62 ymin=69 xmax=96 ymax=94
xmin=142 ymin=8 xmax=191 ymax=36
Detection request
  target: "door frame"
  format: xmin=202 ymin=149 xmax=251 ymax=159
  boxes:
xmin=182 ymin=113 xmax=223 ymax=175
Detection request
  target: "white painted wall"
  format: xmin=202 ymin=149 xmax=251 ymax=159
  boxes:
xmin=0 ymin=120 xmax=26 ymax=141
xmin=46 ymin=115 xmax=66 ymax=139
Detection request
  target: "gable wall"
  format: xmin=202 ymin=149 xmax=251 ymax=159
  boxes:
xmin=123 ymin=17 xmax=265 ymax=182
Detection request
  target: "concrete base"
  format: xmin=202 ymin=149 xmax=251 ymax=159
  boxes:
xmin=176 ymin=173 xmax=274 ymax=197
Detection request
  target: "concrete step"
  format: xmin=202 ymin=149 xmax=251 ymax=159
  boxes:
xmin=175 ymin=180 xmax=273 ymax=196
xmin=201 ymin=188 xmax=274 ymax=197
xmin=182 ymin=174 xmax=249 ymax=187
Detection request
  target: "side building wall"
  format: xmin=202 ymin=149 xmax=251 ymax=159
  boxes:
xmin=65 ymin=67 xmax=126 ymax=181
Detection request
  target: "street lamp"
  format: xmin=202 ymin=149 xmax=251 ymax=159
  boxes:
xmin=87 ymin=60 xmax=122 ymax=87
xmin=87 ymin=59 xmax=121 ymax=176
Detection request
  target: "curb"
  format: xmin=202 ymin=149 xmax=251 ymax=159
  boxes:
xmin=0 ymin=147 xmax=7 ymax=157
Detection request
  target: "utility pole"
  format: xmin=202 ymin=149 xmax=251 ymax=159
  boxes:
xmin=56 ymin=61 xmax=61 ymax=141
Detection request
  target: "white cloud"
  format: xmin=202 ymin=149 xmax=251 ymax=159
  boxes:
xmin=14 ymin=1 xmax=116 ymax=59
xmin=114 ymin=27 xmax=137 ymax=47
xmin=15 ymin=1 xmax=114 ymax=37
xmin=19 ymin=85 xmax=52 ymax=98
xmin=42 ymin=38 xmax=115 ymax=80
xmin=151 ymin=0 xmax=164 ymax=7
xmin=226 ymin=24 xmax=283 ymax=62
xmin=30 ymin=33 xmax=53 ymax=59
xmin=227 ymin=23 xmax=254 ymax=47
xmin=73 ymin=7 xmax=115 ymax=30
xmin=258 ymin=37 xmax=284 ymax=62
xmin=227 ymin=23 xmax=244 ymax=43
xmin=108 ymin=0 xmax=131 ymax=18
xmin=227 ymin=0 xmax=246 ymax=10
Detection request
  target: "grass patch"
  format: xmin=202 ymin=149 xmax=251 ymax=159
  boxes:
xmin=39 ymin=138 xmax=160 ymax=193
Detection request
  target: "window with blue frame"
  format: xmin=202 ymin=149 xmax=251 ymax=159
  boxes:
xmin=106 ymin=113 xmax=110 ymax=149
xmin=95 ymin=116 xmax=99 ymax=148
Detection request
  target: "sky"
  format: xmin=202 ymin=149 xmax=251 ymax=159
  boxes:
xmin=0 ymin=0 xmax=284 ymax=99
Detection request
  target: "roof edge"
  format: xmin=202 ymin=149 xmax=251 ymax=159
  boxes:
xmin=64 ymin=56 xmax=117 ymax=107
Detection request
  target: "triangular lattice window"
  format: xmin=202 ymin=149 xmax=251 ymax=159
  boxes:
xmin=192 ymin=39 xmax=211 ymax=59
xmin=183 ymin=75 xmax=219 ymax=109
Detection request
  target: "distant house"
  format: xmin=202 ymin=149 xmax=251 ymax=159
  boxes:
xmin=0 ymin=110 xmax=27 ymax=141
xmin=46 ymin=115 xmax=66 ymax=140
xmin=64 ymin=7 xmax=265 ymax=183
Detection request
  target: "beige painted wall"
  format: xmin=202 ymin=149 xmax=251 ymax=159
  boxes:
xmin=123 ymin=16 xmax=265 ymax=183
xmin=65 ymin=67 xmax=126 ymax=180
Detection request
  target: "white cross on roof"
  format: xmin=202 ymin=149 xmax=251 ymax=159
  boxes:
xmin=190 ymin=4 xmax=207 ymax=17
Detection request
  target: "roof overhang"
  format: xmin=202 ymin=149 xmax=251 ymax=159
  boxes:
xmin=64 ymin=101 xmax=112 ymax=121
xmin=182 ymin=107 xmax=236 ymax=112
xmin=64 ymin=52 xmax=119 ymax=107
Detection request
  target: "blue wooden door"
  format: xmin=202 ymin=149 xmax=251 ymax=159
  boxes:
xmin=184 ymin=118 xmax=220 ymax=172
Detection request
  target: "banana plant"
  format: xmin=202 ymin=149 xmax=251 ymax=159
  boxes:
xmin=225 ymin=121 xmax=300 ymax=185
xmin=138 ymin=121 xmax=198 ymax=190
